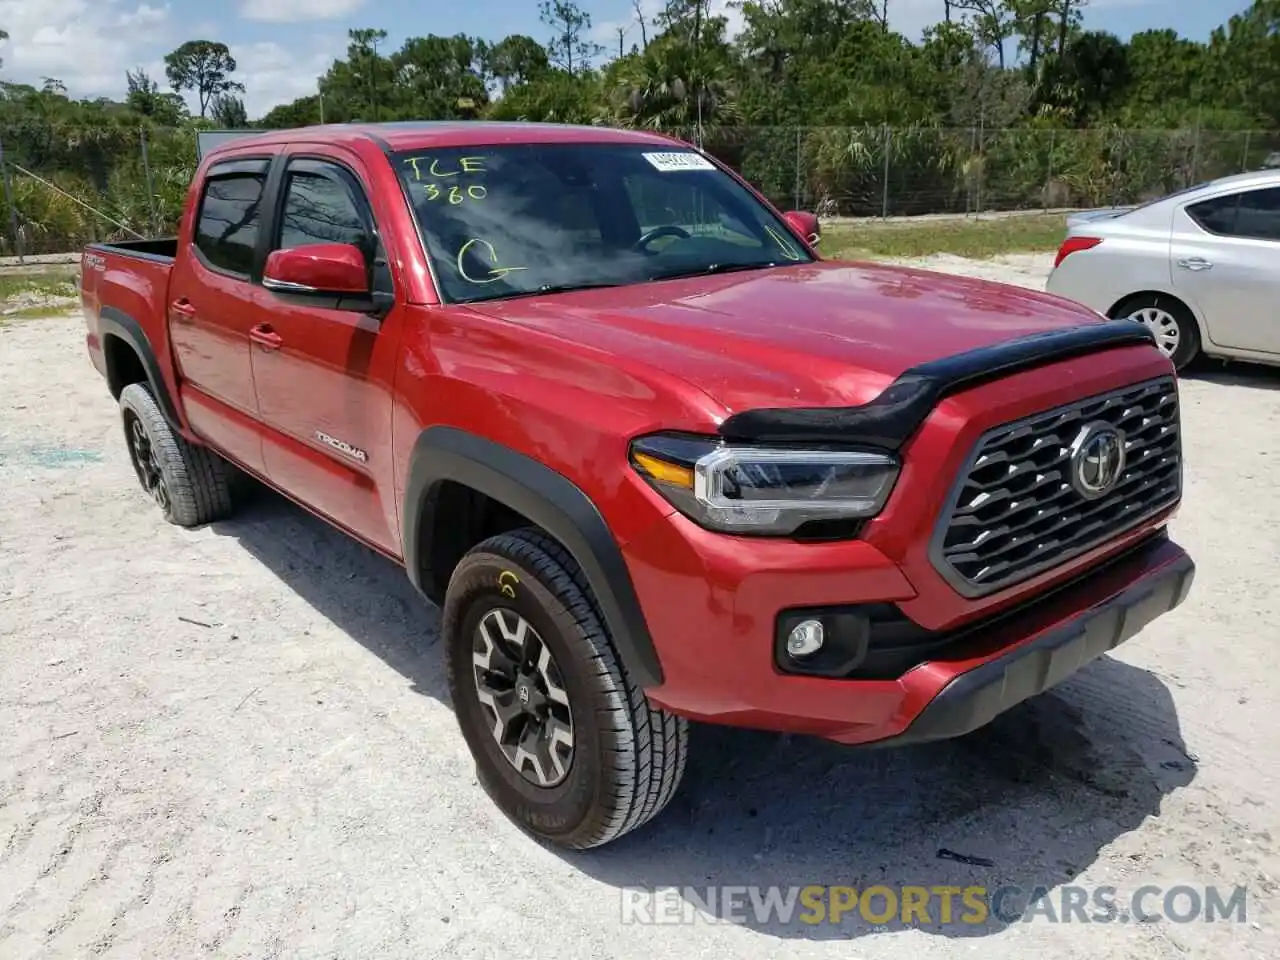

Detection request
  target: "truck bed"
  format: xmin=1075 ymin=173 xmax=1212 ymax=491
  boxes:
xmin=81 ymin=239 xmax=179 ymax=403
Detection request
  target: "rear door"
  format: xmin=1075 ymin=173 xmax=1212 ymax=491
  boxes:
xmin=1171 ymin=185 xmax=1280 ymax=354
xmin=248 ymin=147 xmax=404 ymax=555
xmin=168 ymin=156 xmax=272 ymax=474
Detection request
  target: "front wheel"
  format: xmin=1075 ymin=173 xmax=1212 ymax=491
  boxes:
xmin=1113 ymin=293 xmax=1201 ymax=371
xmin=443 ymin=528 xmax=688 ymax=850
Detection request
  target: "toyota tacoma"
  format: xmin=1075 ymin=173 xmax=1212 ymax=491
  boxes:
xmin=80 ymin=122 xmax=1194 ymax=850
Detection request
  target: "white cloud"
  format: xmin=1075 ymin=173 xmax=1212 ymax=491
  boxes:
xmin=0 ymin=0 xmax=342 ymax=120
xmin=116 ymin=3 xmax=169 ymax=28
xmin=0 ymin=0 xmax=177 ymax=96
xmin=232 ymin=39 xmax=346 ymax=117
xmin=238 ymin=0 xmax=366 ymax=25
xmin=591 ymin=0 xmax=746 ymax=49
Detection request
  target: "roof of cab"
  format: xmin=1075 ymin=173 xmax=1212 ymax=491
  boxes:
xmin=204 ymin=121 xmax=687 ymax=160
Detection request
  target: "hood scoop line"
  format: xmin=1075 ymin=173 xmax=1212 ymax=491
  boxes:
xmin=717 ymin=320 xmax=1156 ymax=451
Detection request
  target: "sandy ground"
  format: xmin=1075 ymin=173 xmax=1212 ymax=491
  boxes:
xmin=2 ymin=257 xmax=1278 ymax=959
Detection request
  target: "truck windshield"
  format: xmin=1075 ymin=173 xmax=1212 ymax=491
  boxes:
xmin=390 ymin=143 xmax=814 ymax=304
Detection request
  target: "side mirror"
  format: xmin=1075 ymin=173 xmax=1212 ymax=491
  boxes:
xmin=263 ymin=243 xmax=370 ymax=298
xmin=783 ymin=210 xmax=821 ymax=248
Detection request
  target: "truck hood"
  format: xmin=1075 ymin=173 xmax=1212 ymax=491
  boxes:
xmin=468 ymin=260 xmax=1106 ymax=414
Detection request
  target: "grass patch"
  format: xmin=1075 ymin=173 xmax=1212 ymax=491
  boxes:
xmin=0 ymin=271 xmax=78 ymax=301
xmin=821 ymin=214 xmax=1067 ymax=261
xmin=0 ymin=269 xmax=79 ymax=324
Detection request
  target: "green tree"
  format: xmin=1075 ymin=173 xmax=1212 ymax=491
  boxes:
xmin=609 ymin=27 xmax=739 ymax=134
xmin=126 ymin=68 xmax=188 ymax=126
xmin=485 ymin=34 xmax=551 ymax=92
xmin=1204 ymin=0 xmax=1280 ymax=127
xmin=539 ymin=0 xmax=603 ymax=75
xmin=210 ymin=94 xmax=249 ymax=128
xmin=259 ymin=96 xmax=323 ymax=128
xmin=1007 ymin=0 xmax=1055 ymax=75
xmin=1122 ymin=30 xmax=1206 ymax=122
xmin=392 ymin=34 xmax=490 ymax=118
xmin=163 ymin=40 xmax=244 ymax=118
xmin=323 ymin=28 xmax=391 ymax=121
xmin=487 ymin=68 xmax=602 ymax=123
xmin=951 ymin=0 xmax=1017 ymax=68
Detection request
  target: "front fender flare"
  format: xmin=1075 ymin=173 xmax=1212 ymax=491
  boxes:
xmin=402 ymin=426 xmax=664 ymax=689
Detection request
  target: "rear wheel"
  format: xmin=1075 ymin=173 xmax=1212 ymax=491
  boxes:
xmin=443 ymin=527 xmax=688 ymax=850
xmin=119 ymin=382 xmax=234 ymax=527
xmin=1112 ymin=293 xmax=1201 ymax=371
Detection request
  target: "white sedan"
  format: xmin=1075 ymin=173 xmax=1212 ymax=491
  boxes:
xmin=1045 ymin=169 xmax=1280 ymax=371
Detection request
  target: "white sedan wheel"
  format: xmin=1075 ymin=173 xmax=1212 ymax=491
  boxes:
xmin=1128 ymin=306 xmax=1181 ymax=359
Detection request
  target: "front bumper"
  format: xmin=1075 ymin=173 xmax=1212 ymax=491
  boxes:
xmin=625 ymin=514 xmax=1193 ymax=745
xmin=867 ymin=537 xmax=1194 ymax=747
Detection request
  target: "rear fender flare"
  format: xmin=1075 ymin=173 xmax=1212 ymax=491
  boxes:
xmin=402 ymin=426 xmax=665 ymax=689
xmin=98 ymin=306 xmax=183 ymax=432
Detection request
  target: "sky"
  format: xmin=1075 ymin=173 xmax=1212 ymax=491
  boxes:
xmin=0 ymin=0 xmax=1256 ymax=119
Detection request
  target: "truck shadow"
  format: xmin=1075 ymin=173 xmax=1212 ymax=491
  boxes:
xmin=210 ymin=485 xmax=451 ymax=704
xmin=561 ymin=671 xmax=1195 ymax=939
xmin=212 ymin=487 xmax=1196 ymax=942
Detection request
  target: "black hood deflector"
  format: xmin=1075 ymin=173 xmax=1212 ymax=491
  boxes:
xmin=716 ymin=319 xmax=1158 ymax=451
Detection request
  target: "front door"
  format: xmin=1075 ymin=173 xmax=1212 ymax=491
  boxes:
xmin=249 ymin=151 xmax=403 ymax=555
xmin=1171 ymin=185 xmax=1280 ymax=355
xmin=167 ymin=156 xmax=273 ymax=474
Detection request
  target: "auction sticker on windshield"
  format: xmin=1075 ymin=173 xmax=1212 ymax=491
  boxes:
xmin=642 ymin=151 xmax=717 ymax=172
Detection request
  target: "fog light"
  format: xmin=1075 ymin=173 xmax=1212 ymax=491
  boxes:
xmin=785 ymin=619 xmax=825 ymax=658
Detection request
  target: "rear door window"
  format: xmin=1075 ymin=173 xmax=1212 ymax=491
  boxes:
xmin=1232 ymin=187 xmax=1280 ymax=241
xmin=193 ymin=160 xmax=269 ymax=277
xmin=1186 ymin=193 xmax=1239 ymax=236
xmin=1187 ymin=187 xmax=1280 ymax=241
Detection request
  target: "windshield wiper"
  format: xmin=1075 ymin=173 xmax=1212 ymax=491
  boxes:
xmin=476 ymin=280 xmax=624 ymax=302
xmin=648 ymin=261 xmax=787 ymax=282
xmin=537 ymin=280 xmax=625 ymax=294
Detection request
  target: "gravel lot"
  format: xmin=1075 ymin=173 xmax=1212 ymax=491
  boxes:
xmin=2 ymin=255 xmax=1278 ymax=959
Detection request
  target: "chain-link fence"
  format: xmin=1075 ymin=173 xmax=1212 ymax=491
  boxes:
xmin=3 ymin=124 xmax=1279 ymax=258
xmin=699 ymin=126 xmax=1280 ymax=218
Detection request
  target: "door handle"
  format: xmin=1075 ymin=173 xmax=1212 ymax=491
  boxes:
xmin=1177 ymin=257 xmax=1213 ymax=271
xmin=249 ymin=323 xmax=283 ymax=350
xmin=170 ymin=298 xmax=197 ymax=318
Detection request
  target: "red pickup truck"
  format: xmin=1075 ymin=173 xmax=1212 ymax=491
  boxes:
xmin=81 ymin=122 xmax=1194 ymax=850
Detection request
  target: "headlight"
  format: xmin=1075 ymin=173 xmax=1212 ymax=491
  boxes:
xmin=629 ymin=433 xmax=899 ymax=536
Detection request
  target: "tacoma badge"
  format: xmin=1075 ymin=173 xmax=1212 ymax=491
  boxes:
xmin=314 ymin=430 xmax=368 ymax=463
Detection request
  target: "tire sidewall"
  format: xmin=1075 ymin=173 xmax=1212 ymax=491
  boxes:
xmin=445 ymin=548 xmax=614 ymax=844
xmin=119 ymin=383 xmax=180 ymax=524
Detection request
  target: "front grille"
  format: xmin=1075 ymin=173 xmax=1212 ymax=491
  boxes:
xmin=931 ymin=376 xmax=1181 ymax=597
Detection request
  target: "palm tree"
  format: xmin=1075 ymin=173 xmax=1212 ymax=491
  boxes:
xmin=610 ymin=35 xmax=738 ymax=137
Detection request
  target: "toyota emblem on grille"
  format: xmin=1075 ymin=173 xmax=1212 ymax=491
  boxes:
xmin=1070 ymin=422 xmax=1126 ymax=499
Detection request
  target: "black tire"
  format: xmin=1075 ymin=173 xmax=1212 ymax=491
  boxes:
xmin=443 ymin=527 xmax=688 ymax=850
xmin=1111 ymin=293 xmax=1201 ymax=372
xmin=118 ymin=382 xmax=234 ymax=527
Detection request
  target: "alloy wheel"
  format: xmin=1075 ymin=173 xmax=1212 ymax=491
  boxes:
xmin=472 ymin=608 xmax=574 ymax=788
xmin=126 ymin=413 xmax=170 ymax=513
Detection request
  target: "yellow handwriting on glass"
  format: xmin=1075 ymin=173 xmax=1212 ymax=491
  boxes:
xmin=405 ymin=156 xmax=487 ymax=181
xmin=456 ymin=238 xmax=528 ymax=285
xmin=764 ymin=225 xmax=803 ymax=261
xmin=424 ymin=183 xmax=488 ymax=204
